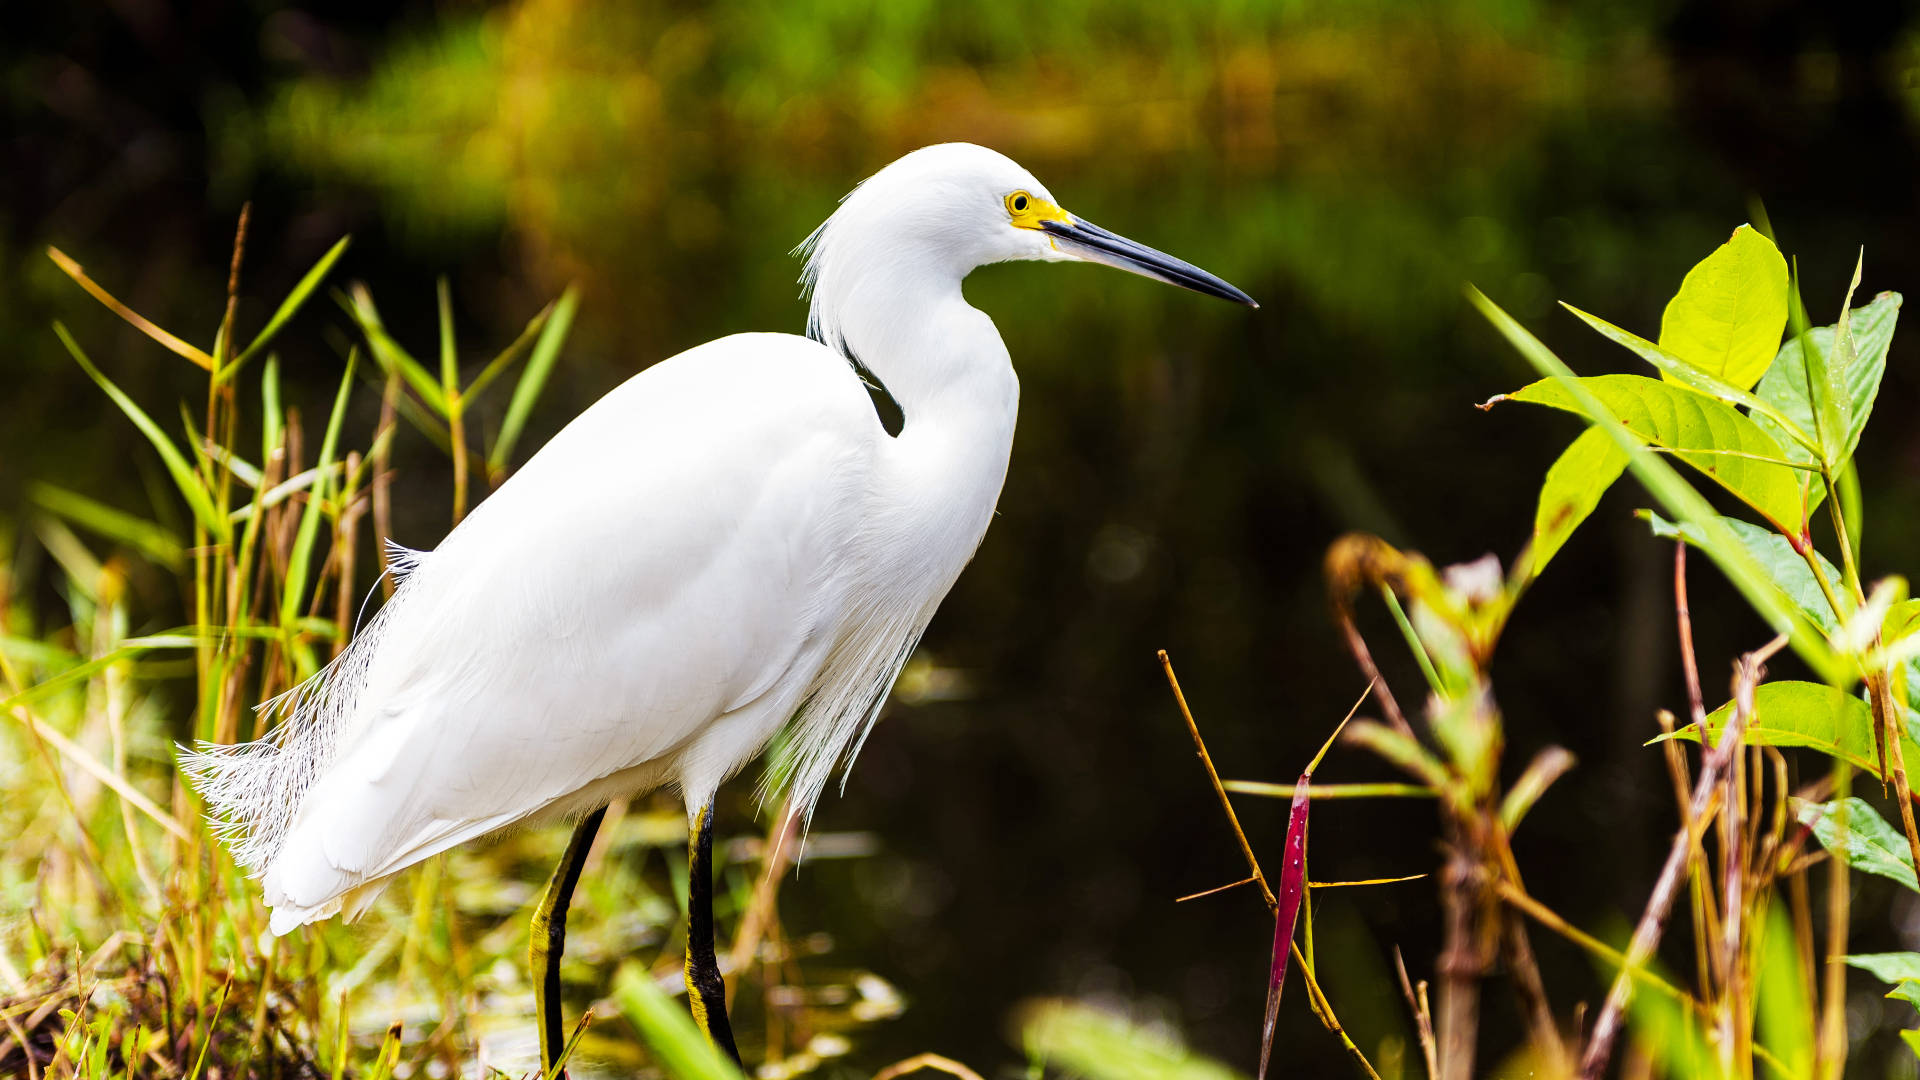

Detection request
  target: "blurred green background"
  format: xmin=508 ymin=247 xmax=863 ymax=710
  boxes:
xmin=9 ymin=0 xmax=1920 ymax=1074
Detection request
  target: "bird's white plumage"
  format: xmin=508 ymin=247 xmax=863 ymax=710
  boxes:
xmin=186 ymin=144 xmax=1061 ymax=934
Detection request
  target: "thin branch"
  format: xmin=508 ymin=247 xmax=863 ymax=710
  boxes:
xmin=1395 ymin=947 xmax=1439 ymax=1080
xmin=1223 ymin=780 xmax=1435 ymax=800
xmin=871 ymin=1053 xmax=986 ymax=1080
xmin=1293 ymin=941 xmax=1385 ymax=1080
xmin=1175 ymin=877 xmax=1258 ymax=903
xmin=1578 ymin=634 xmax=1787 ymax=1080
xmin=1333 ymin=610 xmax=1416 ymax=739
xmin=1160 ymin=649 xmax=1276 ymax=911
xmin=1675 ymin=544 xmax=1706 ymax=727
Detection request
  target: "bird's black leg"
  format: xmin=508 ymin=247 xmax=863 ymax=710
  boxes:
xmin=685 ymin=802 xmax=743 ymax=1067
xmin=530 ymin=805 xmax=606 ymax=1076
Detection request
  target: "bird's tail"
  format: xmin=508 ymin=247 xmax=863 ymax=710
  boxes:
xmin=179 ymin=541 xmax=427 ymax=875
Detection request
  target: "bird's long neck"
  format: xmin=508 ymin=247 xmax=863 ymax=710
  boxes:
xmin=808 ymin=247 xmax=1017 ymax=433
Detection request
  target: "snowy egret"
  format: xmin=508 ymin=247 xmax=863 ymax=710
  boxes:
xmin=183 ymin=143 xmax=1254 ymax=1069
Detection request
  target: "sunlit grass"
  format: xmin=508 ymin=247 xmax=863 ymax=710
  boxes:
xmin=0 ymin=221 xmax=897 ymax=1079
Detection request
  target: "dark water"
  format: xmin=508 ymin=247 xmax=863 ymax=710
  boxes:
xmin=10 ymin=0 xmax=1920 ymax=1073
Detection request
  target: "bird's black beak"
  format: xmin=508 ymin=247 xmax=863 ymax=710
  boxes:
xmin=1040 ymin=218 xmax=1257 ymax=308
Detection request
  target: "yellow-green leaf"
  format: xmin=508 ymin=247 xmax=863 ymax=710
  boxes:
xmin=1657 ymin=681 xmax=1907 ymax=780
xmin=1503 ymin=374 xmax=1806 ymax=534
xmin=1526 ymin=426 xmax=1628 ymax=582
xmin=1658 ymin=224 xmax=1789 ymax=391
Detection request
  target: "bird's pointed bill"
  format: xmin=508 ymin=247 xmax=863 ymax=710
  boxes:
xmin=1041 ymin=218 xmax=1256 ymax=307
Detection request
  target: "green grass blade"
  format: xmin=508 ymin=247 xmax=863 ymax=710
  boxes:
xmin=227 ymin=236 xmax=351 ymax=377
xmin=262 ymin=354 xmax=285 ymax=465
xmin=29 ymin=482 xmax=185 ymax=570
xmin=1469 ymin=286 xmax=1841 ymax=683
xmin=437 ymin=276 xmax=457 ymax=397
xmin=610 ymin=962 xmax=744 ymax=1080
xmin=490 ymin=285 xmax=578 ymax=475
xmin=464 ymin=299 xmax=555 ymax=403
xmin=54 ymin=322 xmax=227 ymax=542
xmin=280 ymin=352 xmax=357 ymax=628
xmin=342 ymin=285 xmax=448 ymax=414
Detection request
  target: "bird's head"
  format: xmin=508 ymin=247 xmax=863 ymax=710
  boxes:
xmin=800 ymin=143 xmax=1255 ymax=343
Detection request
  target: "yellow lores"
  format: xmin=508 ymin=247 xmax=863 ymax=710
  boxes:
xmin=1006 ymin=189 xmax=1073 ymax=231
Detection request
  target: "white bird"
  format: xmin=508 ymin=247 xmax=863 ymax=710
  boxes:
xmin=183 ymin=142 xmax=1254 ymax=1069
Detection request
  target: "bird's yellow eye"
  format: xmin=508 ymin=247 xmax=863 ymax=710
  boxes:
xmin=1005 ymin=190 xmax=1067 ymax=231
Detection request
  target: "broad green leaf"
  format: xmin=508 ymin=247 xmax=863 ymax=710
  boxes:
xmin=1755 ymin=900 xmax=1814 ymax=1080
xmin=1795 ymin=796 xmax=1918 ymax=891
xmin=1565 ymin=303 xmax=1815 ymax=456
xmin=1470 ymin=287 xmax=1841 ymax=682
xmin=1903 ymin=1029 xmax=1920 ymax=1060
xmin=610 ymin=963 xmax=744 ymax=1080
xmin=228 ymin=236 xmax=351 ymax=375
xmin=1525 ymin=427 xmax=1629 ymax=581
xmin=1844 ymin=953 xmax=1920 ymax=984
xmin=1658 ymin=224 xmax=1789 ymax=391
xmin=1782 ymin=262 xmax=1854 ymax=471
xmin=1752 ymin=291 xmax=1900 ymax=472
xmin=1889 ymin=981 xmax=1920 ymax=1009
xmin=1642 ymin=511 xmax=1848 ymax=633
xmin=54 ymin=322 xmax=227 ymax=541
xmin=491 ymin=285 xmax=579 ymax=475
xmin=1822 ymin=256 xmax=1864 ymax=466
xmin=1503 ymin=374 xmax=1806 ymax=533
xmin=1658 ymin=681 xmax=1909 ymax=781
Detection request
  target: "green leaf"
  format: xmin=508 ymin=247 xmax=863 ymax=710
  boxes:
xmin=1753 ymin=290 xmax=1900 ymax=472
xmin=228 ymin=236 xmax=351 ymax=376
xmin=610 ymin=963 xmax=744 ymax=1080
xmin=1502 ymin=374 xmax=1806 ymax=534
xmin=491 ymin=285 xmax=578 ymax=475
xmin=1822 ymin=255 xmax=1864 ymax=467
xmin=1470 ymin=287 xmax=1841 ymax=683
xmin=54 ymin=322 xmax=227 ymax=541
xmin=1624 ymin=964 xmax=1725 ymax=1080
xmin=437 ymin=276 xmax=458 ymax=397
xmin=1641 ymin=511 xmax=1847 ymax=634
xmin=1783 ymin=261 xmax=1854 ymax=472
xmin=1525 ymin=427 xmax=1629 ymax=581
xmin=1888 ymin=981 xmax=1920 ymax=1009
xmin=1755 ymin=900 xmax=1814 ymax=1080
xmin=343 ymin=286 xmax=447 ymax=414
xmin=1022 ymin=999 xmax=1247 ymax=1080
xmin=1844 ymin=953 xmax=1920 ymax=984
xmin=1903 ymin=1029 xmax=1920 ymax=1060
xmin=1795 ymin=797 xmax=1918 ymax=891
xmin=262 ymin=354 xmax=284 ymax=465
xmin=1658 ymin=224 xmax=1789 ymax=391
xmin=1565 ymin=303 xmax=1815 ymax=455
xmin=463 ymin=300 xmax=555 ymax=403
xmin=29 ymin=482 xmax=185 ymax=570
xmin=1657 ymin=681 xmax=1909 ymax=781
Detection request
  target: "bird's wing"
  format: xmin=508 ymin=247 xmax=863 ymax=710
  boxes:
xmin=262 ymin=332 xmax=880 ymax=916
